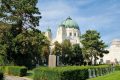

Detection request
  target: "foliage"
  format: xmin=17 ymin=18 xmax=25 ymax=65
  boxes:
xmin=33 ymin=65 xmax=111 ymax=80
xmin=12 ymin=29 xmax=49 ymax=68
xmin=0 ymin=0 xmax=41 ymax=28
xmin=115 ymin=65 xmax=120 ymax=71
xmin=0 ymin=71 xmax=3 ymax=80
xmin=52 ymin=41 xmax=62 ymax=55
xmin=0 ymin=0 xmax=45 ymax=69
xmin=0 ymin=22 xmax=49 ymax=68
xmin=6 ymin=66 xmax=27 ymax=77
xmin=71 ymin=44 xmax=84 ymax=65
xmin=81 ymin=30 xmax=109 ymax=65
xmin=61 ymin=39 xmax=72 ymax=65
xmin=0 ymin=66 xmax=27 ymax=77
xmin=52 ymin=40 xmax=84 ymax=66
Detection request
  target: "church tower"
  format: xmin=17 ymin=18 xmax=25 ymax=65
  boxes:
xmin=45 ymin=27 xmax=52 ymax=41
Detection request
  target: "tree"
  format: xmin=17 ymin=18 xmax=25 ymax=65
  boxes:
xmin=71 ymin=44 xmax=84 ymax=65
xmin=52 ymin=41 xmax=62 ymax=56
xmin=0 ymin=21 xmax=50 ymax=68
xmin=61 ymin=39 xmax=72 ymax=65
xmin=12 ymin=29 xmax=47 ymax=68
xmin=41 ymin=39 xmax=50 ymax=66
xmin=0 ymin=0 xmax=44 ymax=69
xmin=0 ymin=0 xmax=41 ymax=28
xmin=81 ymin=30 xmax=109 ymax=65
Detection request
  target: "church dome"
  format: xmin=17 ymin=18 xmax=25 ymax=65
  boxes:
xmin=60 ymin=17 xmax=79 ymax=30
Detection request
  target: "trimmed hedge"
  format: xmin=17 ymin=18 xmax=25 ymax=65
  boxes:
xmin=115 ymin=65 xmax=120 ymax=71
xmin=0 ymin=71 xmax=3 ymax=80
xmin=0 ymin=66 xmax=6 ymax=73
xmin=33 ymin=65 xmax=111 ymax=80
xmin=0 ymin=66 xmax=27 ymax=77
xmin=6 ymin=66 xmax=27 ymax=76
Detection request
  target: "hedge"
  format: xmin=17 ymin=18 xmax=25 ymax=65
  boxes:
xmin=0 ymin=66 xmax=27 ymax=77
xmin=6 ymin=66 xmax=27 ymax=76
xmin=0 ymin=71 xmax=3 ymax=80
xmin=115 ymin=65 xmax=120 ymax=71
xmin=33 ymin=65 xmax=112 ymax=80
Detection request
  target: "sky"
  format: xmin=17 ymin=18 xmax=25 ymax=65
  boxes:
xmin=37 ymin=0 xmax=120 ymax=45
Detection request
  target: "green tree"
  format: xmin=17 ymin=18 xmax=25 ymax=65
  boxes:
xmin=81 ymin=30 xmax=109 ymax=65
xmin=71 ymin=44 xmax=84 ymax=65
xmin=0 ymin=0 xmax=44 ymax=68
xmin=61 ymin=39 xmax=72 ymax=65
xmin=0 ymin=0 xmax=41 ymax=28
xmin=41 ymin=40 xmax=50 ymax=66
xmin=12 ymin=29 xmax=49 ymax=68
xmin=52 ymin=41 xmax=62 ymax=56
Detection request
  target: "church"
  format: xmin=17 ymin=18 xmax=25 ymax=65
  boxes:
xmin=44 ymin=17 xmax=120 ymax=64
xmin=45 ymin=16 xmax=81 ymax=45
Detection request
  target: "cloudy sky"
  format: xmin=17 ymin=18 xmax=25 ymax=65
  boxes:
xmin=37 ymin=0 xmax=120 ymax=45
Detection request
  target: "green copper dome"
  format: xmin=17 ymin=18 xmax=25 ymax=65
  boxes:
xmin=47 ymin=26 xmax=51 ymax=32
xmin=60 ymin=17 xmax=79 ymax=30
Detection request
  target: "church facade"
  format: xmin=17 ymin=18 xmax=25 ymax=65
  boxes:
xmin=45 ymin=17 xmax=81 ymax=45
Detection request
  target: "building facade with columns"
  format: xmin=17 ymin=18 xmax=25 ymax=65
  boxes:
xmin=45 ymin=17 xmax=81 ymax=45
xmin=104 ymin=39 xmax=120 ymax=64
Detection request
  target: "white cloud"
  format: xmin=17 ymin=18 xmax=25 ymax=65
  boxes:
xmin=38 ymin=0 xmax=120 ymax=44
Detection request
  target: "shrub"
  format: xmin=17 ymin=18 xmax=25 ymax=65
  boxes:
xmin=0 ymin=66 xmax=6 ymax=73
xmin=6 ymin=66 xmax=27 ymax=77
xmin=0 ymin=71 xmax=3 ymax=80
xmin=115 ymin=65 xmax=120 ymax=71
xmin=33 ymin=65 xmax=112 ymax=80
xmin=34 ymin=66 xmax=92 ymax=80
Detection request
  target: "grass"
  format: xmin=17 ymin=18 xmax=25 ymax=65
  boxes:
xmin=88 ymin=71 xmax=120 ymax=80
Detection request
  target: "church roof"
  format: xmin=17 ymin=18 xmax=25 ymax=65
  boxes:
xmin=47 ymin=26 xmax=51 ymax=32
xmin=59 ymin=16 xmax=79 ymax=30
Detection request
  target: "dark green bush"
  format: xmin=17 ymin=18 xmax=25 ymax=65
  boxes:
xmin=0 ymin=66 xmax=6 ymax=73
xmin=0 ymin=71 xmax=3 ymax=80
xmin=6 ymin=66 xmax=27 ymax=77
xmin=115 ymin=65 xmax=120 ymax=71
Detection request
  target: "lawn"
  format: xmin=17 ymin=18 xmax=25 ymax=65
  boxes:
xmin=88 ymin=71 xmax=120 ymax=80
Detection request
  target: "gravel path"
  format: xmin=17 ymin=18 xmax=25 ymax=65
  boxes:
xmin=4 ymin=75 xmax=32 ymax=80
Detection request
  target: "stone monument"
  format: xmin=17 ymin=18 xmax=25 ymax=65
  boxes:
xmin=48 ymin=45 xmax=59 ymax=67
xmin=48 ymin=55 xmax=56 ymax=67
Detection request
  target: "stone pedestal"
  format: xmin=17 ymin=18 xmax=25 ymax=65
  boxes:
xmin=48 ymin=55 xmax=56 ymax=67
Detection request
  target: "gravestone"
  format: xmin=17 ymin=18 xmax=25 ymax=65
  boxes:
xmin=96 ymin=68 xmax=99 ymax=77
xmin=56 ymin=56 xmax=59 ymax=66
xmin=48 ymin=55 xmax=56 ymax=67
xmin=88 ymin=69 xmax=92 ymax=78
xmin=93 ymin=69 xmax=96 ymax=77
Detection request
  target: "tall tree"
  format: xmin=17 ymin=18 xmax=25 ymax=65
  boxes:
xmin=61 ymin=39 xmax=72 ymax=65
xmin=71 ymin=44 xmax=84 ymax=65
xmin=0 ymin=0 xmax=43 ymax=68
xmin=0 ymin=0 xmax=41 ymax=28
xmin=81 ymin=30 xmax=109 ymax=65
